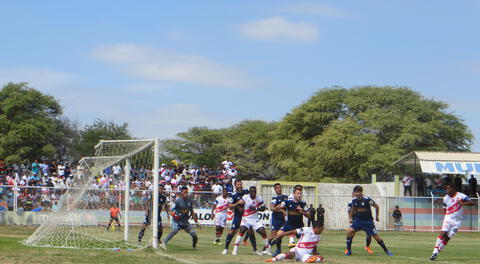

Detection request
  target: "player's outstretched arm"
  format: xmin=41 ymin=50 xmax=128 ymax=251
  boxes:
xmin=373 ymin=203 xmax=380 ymax=222
xmin=461 ymin=199 xmax=476 ymax=206
xmin=164 ymin=203 xmax=171 ymax=220
xmin=211 ymin=203 xmax=216 ymax=217
xmin=348 ymin=207 xmax=355 ymax=223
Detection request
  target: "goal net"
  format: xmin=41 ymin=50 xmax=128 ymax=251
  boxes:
xmin=25 ymin=139 xmax=159 ymax=249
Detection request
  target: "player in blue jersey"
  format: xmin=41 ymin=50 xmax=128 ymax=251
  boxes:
xmin=345 ymin=185 xmax=392 ymax=256
xmin=270 ymin=187 xmax=310 ymax=250
xmin=286 ymin=185 xmax=305 ymax=248
xmin=138 ymin=184 xmax=170 ymax=244
xmin=270 ymin=183 xmax=288 ymax=256
xmin=222 ymin=180 xmax=257 ymax=254
xmin=347 ymin=192 xmax=373 ymax=254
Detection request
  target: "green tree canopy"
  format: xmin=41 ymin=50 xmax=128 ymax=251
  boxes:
xmin=161 ymin=121 xmax=278 ymax=179
xmin=161 ymin=127 xmax=225 ymax=168
xmin=268 ymin=86 xmax=473 ymax=182
xmin=220 ymin=120 xmax=278 ymax=179
xmin=0 ymin=82 xmax=64 ymax=163
xmin=74 ymin=119 xmax=131 ymax=158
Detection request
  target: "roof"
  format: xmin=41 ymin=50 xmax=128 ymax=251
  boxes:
xmin=394 ymin=151 xmax=480 ymax=175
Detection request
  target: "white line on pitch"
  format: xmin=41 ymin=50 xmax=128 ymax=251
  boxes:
xmin=154 ymin=250 xmax=199 ymax=264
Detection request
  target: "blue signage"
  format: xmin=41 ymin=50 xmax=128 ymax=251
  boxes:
xmin=435 ymin=162 xmax=480 ymax=174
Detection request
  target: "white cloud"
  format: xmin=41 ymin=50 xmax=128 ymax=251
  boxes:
xmin=279 ymin=3 xmax=346 ymax=17
xmin=0 ymin=68 xmax=75 ymax=92
xmin=92 ymin=43 xmax=249 ymax=88
xmin=237 ymin=16 xmax=319 ymax=42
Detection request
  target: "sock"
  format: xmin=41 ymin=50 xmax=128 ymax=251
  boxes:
xmin=346 ymin=237 xmax=353 ymax=251
xmin=439 ymin=239 xmax=447 ymax=251
xmin=249 ymin=233 xmax=257 ymax=251
xmin=433 ymin=235 xmax=443 ymax=253
xmin=262 ymin=236 xmax=269 ymax=250
xmin=289 ymin=235 xmax=295 ymax=244
xmin=366 ymin=236 xmax=372 ymax=247
xmin=234 ymin=234 xmax=244 ymax=247
xmin=138 ymin=228 xmax=146 ymax=242
xmin=377 ymin=240 xmax=389 ymax=253
xmin=158 ymin=227 xmax=163 ymax=241
xmin=273 ymin=253 xmax=287 ymax=262
xmin=225 ymin=233 xmax=234 ymax=249
xmin=276 ymin=238 xmax=282 ymax=251
xmin=190 ymin=231 xmax=198 ymax=248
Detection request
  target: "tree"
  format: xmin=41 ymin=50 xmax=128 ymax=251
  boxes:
xmin=268 ymin=86 xmax=473 ymax=182
xmin=220 ymin=120 xmax=278 ymax=179
xmin=161 ymin=127 xmax=225 ymax=168
xmin=74 ymin=119 xmax=131 ymax=158
xmin=0 ymin=82 xmax=63 ymax=163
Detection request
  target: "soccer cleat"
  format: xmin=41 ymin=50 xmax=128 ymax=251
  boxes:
xmin=430 ymin=252 xmax=438 ymax=261
xmin=253 ymin=250 xmax=263 ymax=256
xmin=222 ymin=249 xmax=228 ymax=255
xmin=265 ymin=258 xmax=274 ymax=263
xmin=272 ymin=249 xmax=281 ymax=257
xmin=306 ymin=255 xmax=324 ymax=263
xmin=344 ymin=249 xmax=352 ymax=256
xmin=159 ymin=242 xmax=167 ymax=250
xmin=386 ymin=251 xmax=393 ymax=257
xmin=364 ymin=246 xmax=373 ymax=254
xmin=232 ymin=248 xmax=238 ymax=255
xmin=261 ymin=249 xmax=272 ymax=256
xmin=288 ymin=243 xmax=296 ymax=249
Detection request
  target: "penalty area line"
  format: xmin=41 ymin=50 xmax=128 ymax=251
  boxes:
xmin=154 ymin=250 xmax=199 ymax=264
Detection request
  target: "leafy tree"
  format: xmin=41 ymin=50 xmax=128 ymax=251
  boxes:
xmin=220 ymin=120 xmax=278 ymax=179
xmin=161 ymin=127 xmax=225 ymax=168
xmin=268 ymin=86 xmax=473 ymax=182
xmin=74 ymin=119 xmax=131 ymax=158
xmin=0 ymin=82 xmax=64 ymax=163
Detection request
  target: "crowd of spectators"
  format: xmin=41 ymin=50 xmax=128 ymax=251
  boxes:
xmin=0 ymin=158 xmax=239 ymax=212
xmin=0 ymin=159 xmax=76 ymax=212
xmin=402 ymin=174 xmax=478 ymax=197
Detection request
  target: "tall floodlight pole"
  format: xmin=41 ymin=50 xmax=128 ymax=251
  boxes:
xmin=124 ymin=159 xmax=131 ymax=242
xmin=152 ymin=138 xmax=160 ymax=249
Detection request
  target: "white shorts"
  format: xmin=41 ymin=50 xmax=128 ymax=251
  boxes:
xmin=290 ymin=247 xmax=321 ymax=263
xmin=240 ymin=217 xmax=264 ymax=231
xmin=214 ymin=214 xmax=227 ymax=227
xmin=442 ymin=217 xmax=462 ymax=238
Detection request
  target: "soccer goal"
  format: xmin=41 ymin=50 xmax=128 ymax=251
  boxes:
xmin=25 ymin=139 xmax=162 ymax=249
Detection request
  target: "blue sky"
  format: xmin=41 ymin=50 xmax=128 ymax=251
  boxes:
xmin=1 ymin=1 xmax=480 ymax=150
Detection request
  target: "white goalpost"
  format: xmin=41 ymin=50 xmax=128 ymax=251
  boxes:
xmin=25 ymin=139 xmax=161 ymax=250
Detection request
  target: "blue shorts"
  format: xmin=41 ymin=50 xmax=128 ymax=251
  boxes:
xmin=271 ymin=218 xmax=286 ymax=231
xmin=281 ymin=222 xmax=303 ymax=238
xmin=230 ymin=216 xmax=242 ymax=230
xmin=351 ymin=220 xmax=377 ymax=236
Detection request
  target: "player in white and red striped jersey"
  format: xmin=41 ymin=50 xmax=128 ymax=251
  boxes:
xmin=212 ymin=188 xmax=230 ymax=245
xmin=232 ymin=186 xmax=271 ymax=256
xmin=266 ymin=220 xmax=325 ymax=263
xmin=430 ymin=182 xmax=475 ymax=261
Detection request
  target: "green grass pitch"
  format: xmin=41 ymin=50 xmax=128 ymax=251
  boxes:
xmin=1 ymin=226 xmax=479 ymax=263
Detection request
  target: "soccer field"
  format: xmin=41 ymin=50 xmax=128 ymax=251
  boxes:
xmin=1 ymin=226 xmax=478 ymax=264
